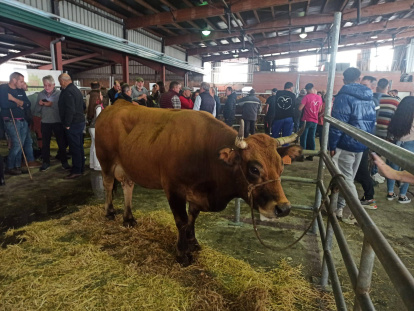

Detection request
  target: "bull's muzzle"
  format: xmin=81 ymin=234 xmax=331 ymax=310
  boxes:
xmin=275 ymin=203 xmax=291 ymax=218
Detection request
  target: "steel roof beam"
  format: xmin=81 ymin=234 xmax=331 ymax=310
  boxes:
xmin=126 ymin=0 xmax=304 ymax=29
xmin=37 ymin=52 xmax=101 ymax=70
xmin=0 ymin=47 xmax=45 ymax=65
xmin=166 ymin=0 xmax=414 ymax=46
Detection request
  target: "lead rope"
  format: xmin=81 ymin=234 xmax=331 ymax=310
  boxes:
xmin=239 ymin=164 xmax=343 ymax=251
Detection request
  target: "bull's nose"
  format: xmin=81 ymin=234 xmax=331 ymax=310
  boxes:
xmin=275 ymin=203 xmax=291 ymax=217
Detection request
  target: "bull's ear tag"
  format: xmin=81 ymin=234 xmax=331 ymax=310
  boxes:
xmin=218 ymin=147 xmax=236 ymax=166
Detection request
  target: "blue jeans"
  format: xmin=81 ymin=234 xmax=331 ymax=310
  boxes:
xmin=271 ymin=117 xmax=293 ymax=139
xmin=386 ymin=140 xmax=414 ymax=196
xmin=4 ymin=119 xmax=33 ymax=169
xmin=65 ymin=122 xmax=85 ymax=174
xmin=299 ymin=121 xmax=317 ymax=150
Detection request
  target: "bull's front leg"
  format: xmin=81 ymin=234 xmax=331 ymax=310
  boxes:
xmin=187 ymin=203 xmax=201 ymax=252
xmin=121 ymin=178 xmax=137 ymax=227
xmin=168 ymin=192 xmax=192 ymax=266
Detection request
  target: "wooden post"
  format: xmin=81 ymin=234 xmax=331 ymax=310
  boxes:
xmin=122 ymin=54 xmax=129 ymax=84
xmin=55 ymin=41 xmax=63 ymax=71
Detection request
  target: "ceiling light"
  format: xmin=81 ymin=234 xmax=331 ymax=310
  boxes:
xmin=201 ymin=29 xmax=211 ymax=36
xmin=233 ymin=54 xmax=239 ymax=58
xmin=370 ymin=35 xmax=378 ymax=39
xmin=299 ymin=31 xmax=307 ymax=39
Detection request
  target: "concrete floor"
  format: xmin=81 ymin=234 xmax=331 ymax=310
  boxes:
xmin=1 ymin=139 xmax=413 ymax=310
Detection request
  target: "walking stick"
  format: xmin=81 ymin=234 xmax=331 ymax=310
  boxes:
xmin=9 ymin=109 xmax=33 ymax=181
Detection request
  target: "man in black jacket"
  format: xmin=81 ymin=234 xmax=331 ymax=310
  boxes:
xmin=223 ymin=87 xmax=237 ymax=127
xmin=58 ymin=73 xmax=85 ymax=179
xmin=271 ymin=82 xmax=296 ymax=139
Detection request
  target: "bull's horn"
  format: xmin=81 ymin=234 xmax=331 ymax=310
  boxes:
xmin=235 ymin=119 xmax=248 ymax=149
xmin=275 ymin=121 xmax=306 ymax=146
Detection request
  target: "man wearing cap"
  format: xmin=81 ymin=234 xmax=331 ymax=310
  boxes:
xmin=179 ymin=87 xmax=193 ymax=109
xmin=131 ymin=77 xmax=148 ymax=106
xmin=271 ymin=82 xmax=296 ymax=139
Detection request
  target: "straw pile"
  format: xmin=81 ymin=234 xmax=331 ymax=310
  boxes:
xmin=0 ymin=205 xmax=336 ymax=310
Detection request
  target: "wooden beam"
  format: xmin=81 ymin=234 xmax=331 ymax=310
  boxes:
xmin=38 ymin=52 xmax=101 ymax=70
xmin=167 ymin=0 xmax=414 ymax=46
xmin=187 ymin=18 xmax=414 ymax=56
xmin=126 ymin=0 xmax=304 ymax=29
xmin=0 ymin=47 xmax=45 ymax=65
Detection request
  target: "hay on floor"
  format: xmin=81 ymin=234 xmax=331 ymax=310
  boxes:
xmin=0 ymin=205 xmax=336 ymax=310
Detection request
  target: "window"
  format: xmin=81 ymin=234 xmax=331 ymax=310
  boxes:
xmin=370 ymin=46 xmax=394 ymax=71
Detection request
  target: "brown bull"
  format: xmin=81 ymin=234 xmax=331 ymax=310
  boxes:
xmin=95 ymin=101 xmax=302 ymax=266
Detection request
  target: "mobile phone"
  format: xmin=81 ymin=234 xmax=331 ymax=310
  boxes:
xmin=42 ymin=99 xmax=48 ymax=102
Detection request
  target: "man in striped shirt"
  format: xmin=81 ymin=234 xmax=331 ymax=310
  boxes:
xmin=375 ymin=78 xmax=400 ymax=140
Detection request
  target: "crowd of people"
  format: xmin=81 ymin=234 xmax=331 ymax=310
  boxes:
xmin=1 ymin=69 xmax=412 ymax=220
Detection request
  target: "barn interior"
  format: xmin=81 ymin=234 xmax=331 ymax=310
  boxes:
xmin=1 ymin=0 xmax=414 ymax=310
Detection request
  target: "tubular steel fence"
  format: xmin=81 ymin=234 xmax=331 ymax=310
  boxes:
xmin=233 ymin=12 xmax=414 ymax=310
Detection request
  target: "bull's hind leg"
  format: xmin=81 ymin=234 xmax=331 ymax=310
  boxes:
xmin=187 ymin=203 xmax=201 ymax=252
xmin=168 ymin=192 xmax=192 ymax=266
xmin=102 ymin=169 xmax=116 ymax=220
xmin=114 ymin=165 xmax=137 ymax=227
xmin=121 ymin=178 xmax=136 ymax=227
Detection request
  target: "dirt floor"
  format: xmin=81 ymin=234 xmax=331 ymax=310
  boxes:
xmin=0 ymin=138 xmax=413 ymax=310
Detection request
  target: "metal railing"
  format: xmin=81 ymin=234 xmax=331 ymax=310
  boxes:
xmin=232 ymin=12 xmax=414 ymax=310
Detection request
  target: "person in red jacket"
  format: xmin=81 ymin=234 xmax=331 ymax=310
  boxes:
xmin=179 ymin=87 xmax=194 ymax=109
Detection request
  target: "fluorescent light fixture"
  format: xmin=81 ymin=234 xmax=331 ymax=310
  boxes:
xmin=201 ymin=29 xmax=211 ymax=36
xmin=233 ymin=54 xmax=239 ymax=58
xmin=299 ymin=31 xmax=307 ymax=39
xmin=370 ymin=35 xmax=378 ymax=39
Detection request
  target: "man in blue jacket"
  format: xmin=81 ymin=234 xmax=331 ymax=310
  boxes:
xmin=329 ymin=67 xmax=376 ymax=225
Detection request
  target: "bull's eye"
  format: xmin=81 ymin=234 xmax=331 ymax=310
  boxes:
xmin=249 ymin=166 xmax=260 ymax=176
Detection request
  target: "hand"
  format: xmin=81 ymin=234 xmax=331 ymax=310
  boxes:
xmin=39 ymin=100 xmax=44 ymax=106
xmin=66 ymin=127 xmax=70 ymax=130
xmin=330 ymin=150 xmax=336 ymax=157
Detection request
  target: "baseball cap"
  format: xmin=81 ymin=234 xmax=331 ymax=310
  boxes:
xmin=271 ymin=88 xmax=278 ymax=93
xmin=136 ymin=77 xmax=144 ymax=82
xmin=182 ymin=87 xmax=192 ymax=91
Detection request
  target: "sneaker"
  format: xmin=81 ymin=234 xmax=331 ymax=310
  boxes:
xmin=372 ymin=173 xmax=385 ymax=184
xmin=22 ymin=161 xmax=42 ymax=168
xmin=342 ymin=215 xmax=358 ymax=225
xmin=39 ymin=163 xmax=50 ymax=172
xmin=398 ymin=196 xmax=411 ymax=204
xmin=360 ymin=198 xmax=378 ymax=210
xmin=335 ymin=208 xmax=343 ymax=220
xmin=387 ymin=193 xmax=398 ymax=201
xmin=62 ymin=163 xmax=71 ymax=170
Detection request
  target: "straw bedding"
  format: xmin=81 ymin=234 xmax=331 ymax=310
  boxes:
xmin=0 ymin=205 xmax=336 ymax=310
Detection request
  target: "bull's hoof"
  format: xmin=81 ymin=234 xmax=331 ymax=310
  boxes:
xmin=106 ymin=213 xmax=115 ymax=220
xmin=123 ymin=218 xmax=137 ymax=227
xmin=188 ymin=240 xmax=201 ymax=252
xmin=176 ymin=253 xmax=193 ymax=267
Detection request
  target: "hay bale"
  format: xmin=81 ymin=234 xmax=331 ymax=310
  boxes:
xmin=0 ymin=205 xmax=337 ymax=310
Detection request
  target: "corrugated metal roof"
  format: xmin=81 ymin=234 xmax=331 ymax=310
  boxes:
xmin=0 ymin=0 xmax=204 ymax=74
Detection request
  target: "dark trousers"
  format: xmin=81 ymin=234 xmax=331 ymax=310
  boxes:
xmin=225 ymin=118 xmax=234 ymax=127
xmin=271 ymin=117 xmax=293 ymax=139
xmin=243 ymin=119 xmax=256 ymax=138
xmin=41 ymin=122 xmax=68 ymax=164
xmin=0 ymin=155 xmax=4 ymax=185
xmin=317 ymin=124 xmax=323 ymax=149
xmin=355 ymin=149 xmax=374 ymax=200
xmin=65 ymin=122 xmax=85 ymax=174
xmin=299 ymin=121 xmax=317 ymax=150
